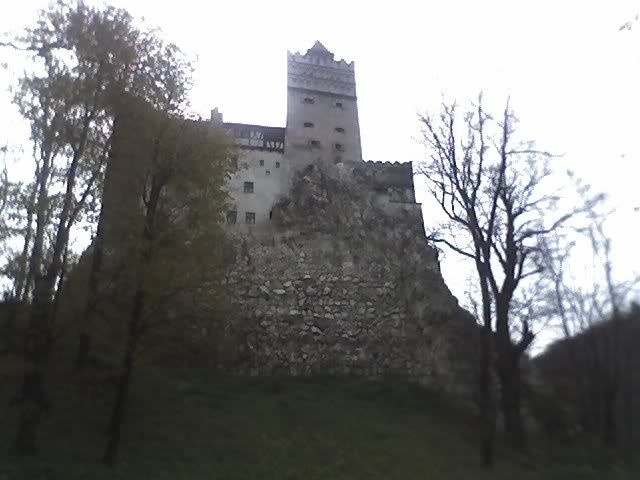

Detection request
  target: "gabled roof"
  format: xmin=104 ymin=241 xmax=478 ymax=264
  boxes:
xmin=306 ymin=40 xmax=334 ymax=59
xmin=309 ymin=41 xmax=329 ymax=53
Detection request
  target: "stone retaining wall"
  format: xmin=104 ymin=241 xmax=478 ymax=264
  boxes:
xmin=221 ymin=164 xmax=479 ymax=402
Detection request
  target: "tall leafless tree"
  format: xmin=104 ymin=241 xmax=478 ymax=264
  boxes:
xmin=418 ymin=94 xmax=581 ymax=461
xmin=539 ymin=186 xmax=638 ymax=460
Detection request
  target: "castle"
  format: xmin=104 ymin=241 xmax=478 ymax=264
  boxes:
xmin=213 ymin=41 xmax=416 ymax=233
xmin=214 ymin=42 xmax=479 ymax=400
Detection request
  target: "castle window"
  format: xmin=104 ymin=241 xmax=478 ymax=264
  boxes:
xmin=226 ymin=210 xmax=237 ymax=224
xmin=259 ymin=159 xmax=264 ymax=166
xmin=335 ymin=127 xmax=345 ymax=133
xmin=266 ymin=170 xmax=271 ymax=176
xmin=243 ymin=181 xmax=254 ymax=193
xmin=335 ymin=102 xmax=343 ymax=109
xmin=309 ymin=140 xmax=320 ymax=148
xmin=303 ymin=97 xmax=315 ymax=104
xmin=275 ymin=161 xmax=280 ymax=168
xmin=334 ymin=143 xmax=345 ymax=152
xmin=269 ymin=210 xmax=273 ymax=220
xmin=245 ymin=212 xmax=256 ymax=224
xmin=304 ymin=122 xmax=314 ymax=128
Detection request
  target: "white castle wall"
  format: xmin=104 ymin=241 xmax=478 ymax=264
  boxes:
xmin=226 ymin=148 xmax=286 ymax=232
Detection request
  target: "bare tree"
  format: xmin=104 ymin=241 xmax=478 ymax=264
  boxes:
xmin=418 ymin=94 xmax=580 ymax=459
xmin=540 ymin=186 xmax=639 ymax=459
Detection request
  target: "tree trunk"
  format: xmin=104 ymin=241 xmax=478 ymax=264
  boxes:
xmin=12 ymin=154 xmax=53 ymax=454
xmin=497 ymin=354 xmax=526 ymax=451
xmin=624 ymin=334 xmax=634 ymax=470
xmin=74 ymin=218 xmax=104 ymax=370
xmin=103 ymin=287 xmax=143 ymax=466
xmin=75 ymin=120 xmax=116 ymax=370
xmin=13 ymin=274 xmax=55 ymax=455
xmin=14 ymin=131 xmax=84 ymax=453
xmin=22 ymin=160 xmax=50 ymax=304
xmin=473 ymin=259 xmax=496 ymax=468
xmin=480 ymin=320 xmax=495 ymax=467
xmin=601 ymin=383 xmax=617 ymax=449
xmin=103 ymin=149 xmax=154 ymax=464
xmin=494 ymin=290 xmax=526 ymax=452
xmin=103 ymin=113 xmax=165 ymax=465
xmin=15 ymin=178 xmax=38 ymax=300
xmin=0 ymin=298 xmax=19 ymax=354
xmin=14 ymin=369 xmax=47 ymax=455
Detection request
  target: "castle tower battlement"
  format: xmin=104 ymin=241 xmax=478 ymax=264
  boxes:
xmin=287 ymin=41 xmax=356 ymax=98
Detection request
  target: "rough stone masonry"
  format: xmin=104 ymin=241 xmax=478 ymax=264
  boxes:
xmin=222 ymin=161 xmax=480 ymax=403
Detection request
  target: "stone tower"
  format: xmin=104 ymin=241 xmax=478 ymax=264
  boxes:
xmin=285 ymin=41 xmax=363 ymax=171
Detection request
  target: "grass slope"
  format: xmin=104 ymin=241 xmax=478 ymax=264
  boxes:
xmin=0 ymin=359 xmax=628 ymax=479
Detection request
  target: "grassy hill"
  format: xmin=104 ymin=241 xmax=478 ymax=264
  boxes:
xmin=0 ymin=356 xmax=630 ymax=480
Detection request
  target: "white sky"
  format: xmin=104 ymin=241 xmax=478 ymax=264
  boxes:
xmin=2 ymin=1 xmax=640 ymax=347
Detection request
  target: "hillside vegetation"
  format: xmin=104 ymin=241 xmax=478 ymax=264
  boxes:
xmin=0 ymin=352 xmax=628 ymax=480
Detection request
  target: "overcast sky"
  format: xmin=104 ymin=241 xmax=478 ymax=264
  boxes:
xmin=2 ymin=1 xmax=639 ymax=347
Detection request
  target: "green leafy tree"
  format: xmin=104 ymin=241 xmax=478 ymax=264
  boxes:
xmin=99 ymin=97 xmax=233 ymax=465
xmin=2 ymin=0 xmax=166 ymax=454
xmin=73 ymin=21 xmax=194 ymax=371
xmin=0 ymin=147 xmax=10 ymax=257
